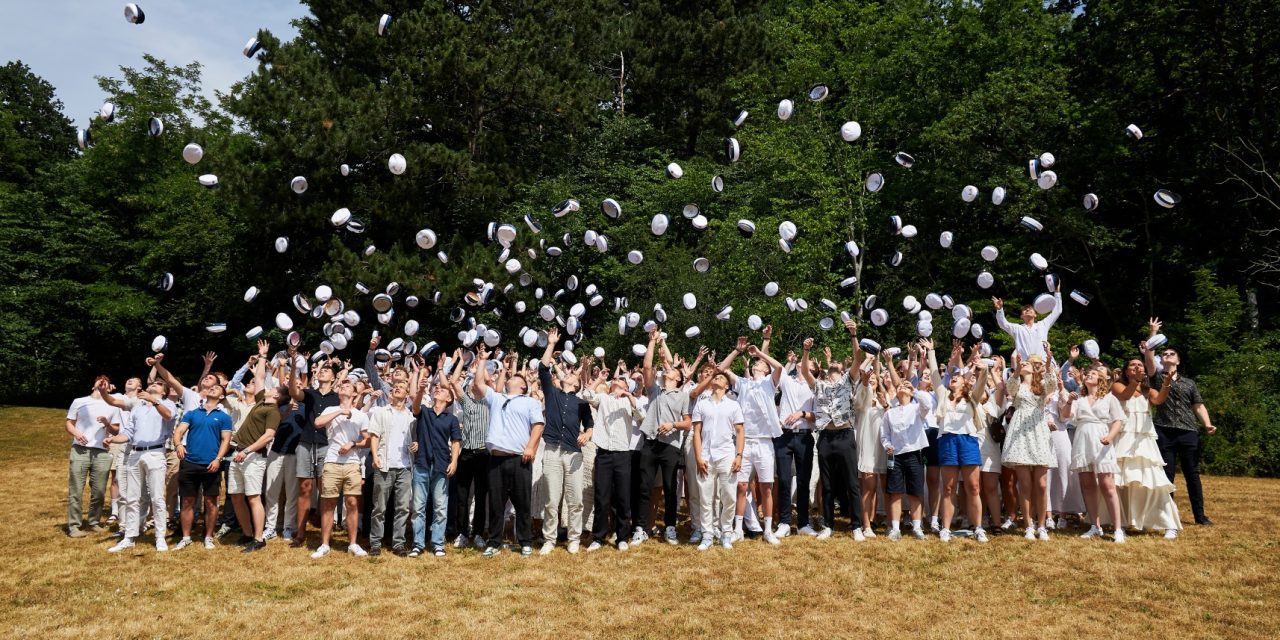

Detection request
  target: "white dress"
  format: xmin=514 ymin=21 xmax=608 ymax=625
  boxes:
xmin=855 ymin=385 xmax=887 ymax=474
xmin=1114 ymin=394 xmax=1182 ymax=531
xmin=1001 ymin=371 xmax=1057 ymax=468
xmin=976 ymin=397 xmax=1005 ymax=473
xmin=1068 ymin=394 xmax=1124 ymax=474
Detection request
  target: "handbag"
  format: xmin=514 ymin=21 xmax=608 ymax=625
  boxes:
xmin=988 ymin=406 xmax=1013 ymax=445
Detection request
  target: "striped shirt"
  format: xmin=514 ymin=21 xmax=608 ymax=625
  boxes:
xmin=457 ymin=393 xmax=490 ymax=450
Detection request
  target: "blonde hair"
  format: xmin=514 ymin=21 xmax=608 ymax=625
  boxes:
xmin=1089 ymin=365 xmax=1111 ymax=399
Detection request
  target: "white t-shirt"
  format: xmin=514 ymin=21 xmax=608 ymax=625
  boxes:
xmin=778 ymin=374 xmax=815 ymax=431
xmin=734 ymin=375 xmax=782 ymax=439
xmin=692 ymin=395 xmax=745 ymax=462
xmin=369 ymin=405 xmax=415 ymax=469
xmin=321 ymin=406 xmax=370 ymax=464
xmin=66 ymin=396 xmax=123 ymax=450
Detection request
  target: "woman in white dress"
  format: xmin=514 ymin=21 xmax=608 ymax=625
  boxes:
xmin=975 ymin=356 xmax=1008 ymax=530
xmin=1000 ymin=350 xmax=1058 ymax=540
xmin=1112 ymin=354 xmax=1182 ymax=539
xmin=854 ymin=360 xmax=888 ymax=537
xmin=1062 ymin=365 xmax=1128 ymax=543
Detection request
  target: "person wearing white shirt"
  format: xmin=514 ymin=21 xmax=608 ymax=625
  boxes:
xmin=775 ymin=358 xmax=816 ymax=538
xmin=65 ymin=376 xmax=124 ymax=537
xmin=993 ymin=293 xmax=1062 ymax=361
xmin=311 ymin=381 xmax=371 ymax=558
xmin=582 ymin=370 xmax=645 ymax=552
xmin=718 ymin=336 xmax=784 ymax=545
xmin=1062 ymin=365 xmax=1129 ymax=543
xmin=103 ymin=379 xmax=176 ymax=552
xmin=880 ymin=344 xmax=936 ymax=541
xmin=691 ymin=370 xmax=745 ymax=551
xmin=367 ymin=380 xmax=417 ymax=556
xmin=926 ymin=342 xmax=990 ymax=543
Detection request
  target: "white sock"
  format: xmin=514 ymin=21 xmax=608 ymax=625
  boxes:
xmin=911 ymin=519 xmax=922 ymax=531
xmin=889 ymin=521 xmax=900 ymax=532
xmin=734 ymin=516 xmax=744 ymax=533
xmin=930 ymin=516 xmax=938 ymax=527
xmin=764 ymin=517 xmax=773 ymax=533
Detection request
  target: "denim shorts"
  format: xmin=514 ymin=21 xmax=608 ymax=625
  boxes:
xmin=885 ymin=450 xmax=925 ymax=497
xmin=937 ymin=433 xmax=982 ymax=467
xmin=923 ymin=428 xmax=940 ymax=466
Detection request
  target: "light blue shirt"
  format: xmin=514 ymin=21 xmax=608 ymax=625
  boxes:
xmin=122 ymin=399 xmax=178 ymax=448
xmin=482 ymin=388 xmax=545 ymax=455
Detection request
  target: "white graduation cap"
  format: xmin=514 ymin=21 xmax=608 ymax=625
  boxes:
xmin=198 ymin=174 xmax=218 ymax=188
xmin=693 ymin=257 xmax=710 ymax=273
xmin=291 ymin=176 xmax=310 ymax=194
xmin=1020 ymin=216 xmax=1043 ymax=232
xmin=858 ymin=339 xmax=882 ymax=355
xmin=627 ymin=250 xmax=643 ymax=265
xmin=632 ymin=344 xmax=648 ymax=357
xmin=159 ymin=272 xmax=174 ymax=291
xmin=901 ymin=224 xmax=918 ymax=239
xmin=970 ymin=323 xmax=984 ymax=339
xmin=961 ymin=185 xmax=979 ymax=202
xmin=845 ymin=240 xmax=860 ymax=257
xmin=1083 ymin=193 xmax=1099 ymax=211
xmin=1029 ymin=253 xmax=1049 ymax=271
xmin=245 ymin=326 xmax=263 ymax=340
xmin=870 ymin=308 xmax=889 ymax=326
xmin=124 ymin=4 xmax=145 ymax=24
xmin=1039 ymin=152 xmax=1056 ymax=169
xmin=840 ymin=121 xmax=862 ymax=142
xmin=952 ymin=317 xmax=971 ymax=339
xmin=182 ymin=143 xmax=203 ymax=165
xmin=939 ymin=231 xmax=954 ymax=249
xmin=314 ymin=285 xmax=333 ymax=303
xmin=748 ymin=315 xmax=763 ymax=331
xmin=734 ymin=110 xmax=748 ymax=127
xmin=1083 ymin=339 xmax=1100 ymax=359
xmin=981 ymin=245 xmax=999 ymax=261
xmin=725 ymin=137 xmax=741 ymax=163
xmin=150 ymin=335 xmax=167 ymax=352
xmin=777 ymin=99 xmax=794 ymax=120
xmin=977 ymin=271 xmax=994 ymax=289
xmin=992 ymin=186 xmax=1007 ymax=205
xmin=651 ymin=214 xmax=669 ymax=236
xmin=1037 ymin=171 xmax=1058 ymax=190
xmin=682 ymin=293 xmax=697 ymax=310
xmin=243 ymin=286 xmax=260 ymax=303
xmin=865 ymin=172 xmax=885 ymax=193
xmin=712 ymin=175 xmax=725 ymax=192
xmin=1070 ymin=290 xmax=1093 ymax=306
xmin=820 ymin=317 xmax=835 ymax=331
xmin=839 ymin=276 xmax=858 ymax=289
xmin=1153 ymin=189 xmax=1182 ymax=208
xmin=737 ymin=219 xmax=756 ymax=237
xmin=1146 ymin=334 xmax=1168 ymax=350
xmin=415 ymin=229 xmax=437 ymax=250
xmin=504 ymin=258 xmax=522 ymax=274
xmin=925 ymin=293 xmax=943 ymax=310
xmin=715 ymin=305 xmax=733 ymax=320
xmin=779 ymin=221 xmax=798 ymax=242
xmin=808 ymin=84 xmax=830 ymax=102
xmin=377 ymin=14 xmax=393 ymax=36
xmin=552 ymin=199 xmax=580 ymax=217
xmin=685 ymin=326 xmax=701 ymax=338
xmin=601 ymin=198 xmax=622 ymax=219
xmin=388 ymin=153 xmax=407 ymax=175
xmin=764 ymin=282 xmax=779 ymax=297
xmin=147 ymin=117 xmax=164 ymax=137
xmin=1033 ymin=293 xmax=1056 ymax=315
xmin=666 ymin=163 xmax=683 ymax=179
xmin=683 ymin=203 xmax=700 ymax=219
xmin=243 ymin=37 xmax=262 ymax=58
xmin=331 ymin=208 xmax=352 ymax=227
xmin=1125 ymin=124 xmax=1143 ymax=140
xmin=275 ymin=313 xmax=293 ymax=331
xmin=894 ymin=152 xmax=915 ymax=168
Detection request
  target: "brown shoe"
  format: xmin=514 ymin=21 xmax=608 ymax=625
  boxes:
xmin=68 ymin=528 xmax=88 ymax=538
xmin=88 ymin=525 xmax=107 ymax=534
xmin=288 ymin=538 xmax=306 ymax=548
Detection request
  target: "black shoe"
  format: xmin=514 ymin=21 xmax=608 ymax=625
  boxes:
xmin=1195 ymin=516 xmax=1215 ymax=526
xmin=392 ymin=546 xmax=408 ymax=557
xmin=241 ymin=540 xmax=265 ymax=553
xmin=369 ymin=547 xmax=382 ymax=557
xmin=237 ymin=534 xmax=255 ymax=546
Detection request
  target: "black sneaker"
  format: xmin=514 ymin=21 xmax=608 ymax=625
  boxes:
xmin=237 ymin=534 xmax=255 ymax=546
xmin=392 ymin=546 xmax=408 ymax=557
xmin=1196 ymin=516 xmax=1215 ymax=526
xmin=408 ymin=547 xmax=422 ymax=558
xmin=369 ymin=547 xmax=382 ymax=557
xmin=433 ymin=546 xmax=446 ymax=557
xmin=241 ymin=539 xmax=265 ymax=553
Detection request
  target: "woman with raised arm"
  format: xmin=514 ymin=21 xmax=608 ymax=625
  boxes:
xmin=975 ymin=355 xmax=1010 ymax=530
xmin=879 ymin=339 xmax=936 ymax=541
xmin=928 ymin=342 xmax=990 ymax=543
xmin=1062 ymin=365 xmax=1128 ymax=543
xmin=1112 ymin=345 xmax=1182 ymax=539
xmin=854 ymin=353 xmax=888 ymax=538
xmin=1000 ymin=345 xmax=1058 ymax=541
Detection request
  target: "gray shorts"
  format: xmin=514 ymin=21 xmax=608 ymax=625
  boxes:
xmin=294 ymin=442 xmax=329 ymax=479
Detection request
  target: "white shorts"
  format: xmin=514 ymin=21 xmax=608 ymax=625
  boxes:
xmin=736 ymin=437 xmax=776 ymax=483
xmin=228 ymin=451 xmax=268 ymax=496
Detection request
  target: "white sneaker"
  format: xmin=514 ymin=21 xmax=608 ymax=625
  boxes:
xmin=1164 ymin=529 xmax=1179 ymax=540
xmin=975 ymin=528 xmax=989 ymax=544
xmin=630 ymin=527 xmax=648 ymax=545
xmin=454 ymin=534 xmax=468 ymax=549
xmin=1024 ymin=527 xmax=1036 ymax=540
xmin=720 ymin=536 xmax=733 ymax=550
xmin=912 ymin=527 xmax=926 ymax=540
xmin=617 ymin=541 xmax=629 ymax=552
xmin=1113 ymin=529 xmax=1126 ymax=544
xmin=853 ymin=528 xmax=866 ymax=542
xmin=215 ymin=523 xmax=231 ymax=539
xmin=815 ymin=527 xmax=833 ymax=540
xmin=310 ymin=544 xmax=331 ymax=559
xmin=586 ymin=541 xmax=602 ymax=552
xmin=174 ymin=537 xmax=194 ymax=551
xmin=262 ymin=529 xmax=277 ymax=541
xmin=348 ymin=543 xmax=368 ymax=557
xmin=203 ymin=537 xmax=216 ymax=550
xmin=929 ymin=518 xmax=940 ymax=533
xmin=939 ymin=529 xmax=952 ymax=543
xmin=1045 ymin=516 xmax=1057 ymax=530
xmin=1000 ymin=518 xmax=1016 ymax=531
xmin=539 ymin=542 xmax=555 ymax=556
xmin=775 ymin=523 xmax=791 ymax=538
xmin=473 ymin=534 xmax=486 ymax=549
xmin=731 ymin=530 xmax=743 ymax=543
xmin=1080 ymin=525 xmax=1103 ymax=540
xmin=887 ymin=529 xmax=902 ymax=541
xmin=664 ymin=526 xmax=679 ymax=545
xmin=1037 ymin=527 xmax=1050 ymax=541
xmin=763 ymin=530 xmax=780 ymax=545
xmin=108 ymin=538 xmax=135 ymax=553
xmin=863 ymin=527 xmax=877 ymax=539
xmin=568 ymin=540 xmax=580 ymax=554
xmin=155 ymin=537 xmax=169 ymax=552
xmin=697 ymin=539 xmax=713 ymax=552
xmin=798 ymin=525 xmax=818 ymax=536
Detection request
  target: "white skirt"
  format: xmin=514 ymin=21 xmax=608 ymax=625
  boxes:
xmin=1070 ymin=421 xmax=1120 ymax=474
xmin=975 ymin=426 xmax=1002 ymax=473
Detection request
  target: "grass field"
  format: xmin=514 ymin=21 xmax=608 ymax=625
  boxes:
xmin=2 ymin=406 xmax=1277 ymax=639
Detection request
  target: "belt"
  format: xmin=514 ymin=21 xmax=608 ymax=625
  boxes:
xmin=490 ymin=450 xmax=519 ymax=458
xmin=133 ymin=443 xmax=165 ymax=451
xmin=822 ymin=425 xmax=853 ymax=432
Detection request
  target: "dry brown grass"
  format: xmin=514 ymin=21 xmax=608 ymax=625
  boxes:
xmin=1 ymin=406 xmax=1277 ymax=639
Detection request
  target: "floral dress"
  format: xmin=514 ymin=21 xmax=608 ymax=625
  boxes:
xmin=1001 ymin=369 xmax=1058 ymax=468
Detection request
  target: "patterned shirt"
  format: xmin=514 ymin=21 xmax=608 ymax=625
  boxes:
xmin=457 ymin=393 xmax=490 ymax=450
xmin=814 ymin=373 xmax=855 ymax=428
xmin=1150 ymin=374 xmax=1204 ymax=431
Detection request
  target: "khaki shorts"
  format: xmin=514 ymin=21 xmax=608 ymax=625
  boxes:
xmin=320 ymin=462 xmax=363 ymax=498
xmin=228 ymin=451 xmax=268 ymax=496
xmin=109 ymin=443 xmax=126 ymax=471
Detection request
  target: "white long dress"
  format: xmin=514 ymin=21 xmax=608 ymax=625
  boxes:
xmin=855 ymin=384 xmax=887 ymax=474
xmin=1114 ymin=394 xmax=1182 ymax=531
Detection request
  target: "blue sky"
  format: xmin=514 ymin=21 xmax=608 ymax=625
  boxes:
xmin=0 ymin=1 xmax=307 ymax=128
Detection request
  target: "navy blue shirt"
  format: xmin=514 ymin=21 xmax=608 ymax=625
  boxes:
xmin=270 ymin=404 xmax=305 ymax=455
xmin=538 ymin=363 xmax=593 ymax=452
xmin=415 ymin=405 xmax=461 ymax=471
xmin=180 ymin=406 xmax=232 ymax=465
xmin=299 ymin=387 xmax=339 ymax=446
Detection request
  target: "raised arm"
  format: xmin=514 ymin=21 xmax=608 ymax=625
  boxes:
xmin=799 ymin=339 xmax=817 ymax=389
xmin=717 ymin=337 xmax=747 ymax=387
xmin=149 ymin=354 xmax=185 ymax=395
xmin=642 ymin=328 xmax=659 ymax=390
xmin=760 ymin=324 xmax=773 ymax=357
xmin=470 ymin=347 xmax=491 ymax=401
xmin=746 ymin=344 xmax=784 ymax=386
xmin=1042 ymin=291 xmax=1064 ymax=330
xmin=882 ymin=350 xmax=903 ymax=389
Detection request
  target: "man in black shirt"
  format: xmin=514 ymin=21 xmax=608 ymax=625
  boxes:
xmin=536 ymin=328 xmax=594 ymax=555
xmin=287 ymin=348 xmax=341 ymax=546
xmin=1151 ymin=347 xmax=1217 ymax=525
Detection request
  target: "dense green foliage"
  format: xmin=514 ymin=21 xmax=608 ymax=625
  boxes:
xmin=2 ymin=1 xmax=1277 ymax=474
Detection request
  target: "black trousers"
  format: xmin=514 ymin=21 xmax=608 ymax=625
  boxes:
xmin=634 ymin=439 xmax=681 ymax=530
xmin=1156 ymin=426 xmax=1208 ymax=520
xmin=446 ymin=448 xmax=489 ymax=539
xmin=592 ymin=449 xmax=632 ymax=543
xmin=773 ymin=430 xmax=815 ymax=527
xmin=817 ymin=428 xmax=862 ymax=529
xmin=485 ymin=454 xmax=532 ymax=548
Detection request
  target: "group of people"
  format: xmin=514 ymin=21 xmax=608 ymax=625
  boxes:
xmin=64 ymin=290 xmax=1217 ymax=558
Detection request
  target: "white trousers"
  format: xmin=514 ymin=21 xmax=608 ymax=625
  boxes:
xmin=263 ymin=451 xmax=298 ymax=533
xmin=121 ymin=449 xmax=168 ymax=538
xmin=683 ymin=443 xmax=703 ymax=532
xmin=541 ymin=444 xmax=585 ymax=541
xmin=696 ymin=456 xmax=737 ymax=538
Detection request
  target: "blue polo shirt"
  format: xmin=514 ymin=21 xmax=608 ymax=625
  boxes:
xmin=538 ymin=363 xmax=592 ymax=452
xmin=415 ymin=406 xmax=462 ymax=471
xmin=180 ymin=405 xmax=232 ymax=465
